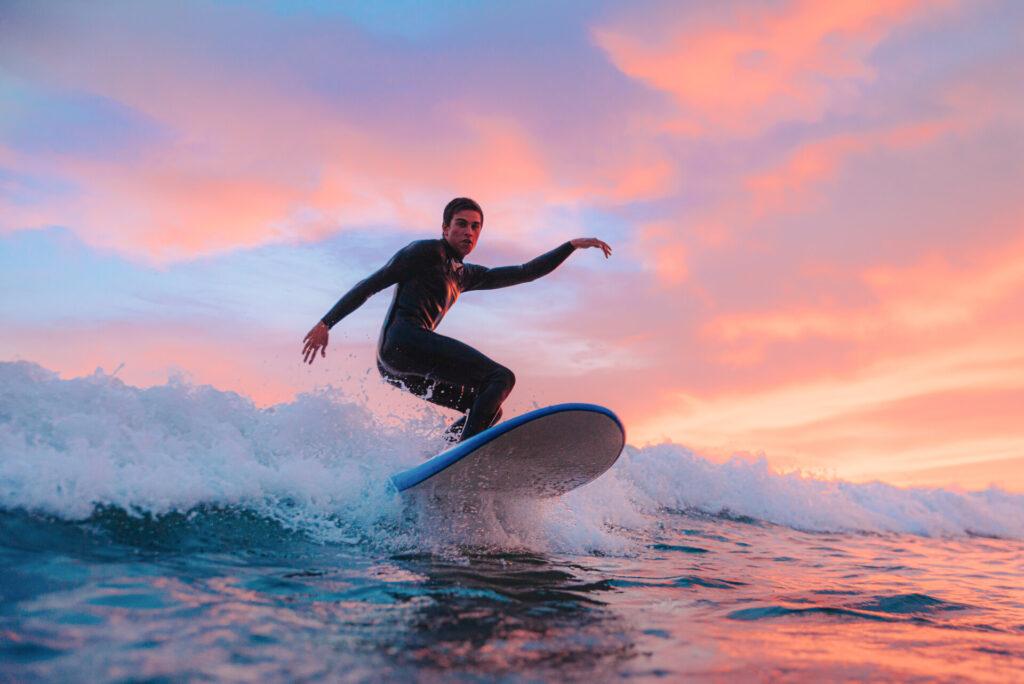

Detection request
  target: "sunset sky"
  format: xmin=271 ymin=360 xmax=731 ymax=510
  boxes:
xmin=2 ymin=0 xmax=1023 ymax=491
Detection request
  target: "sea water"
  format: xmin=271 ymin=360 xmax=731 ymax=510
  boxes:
xmin=2 ymin=361 xmax=1022 ymax=682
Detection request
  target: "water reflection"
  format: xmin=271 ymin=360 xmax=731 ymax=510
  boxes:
xmin=387 ymin=551 xmax=636 ymax=677
xmin=4 ymin=507 xmax=1024 ymax=681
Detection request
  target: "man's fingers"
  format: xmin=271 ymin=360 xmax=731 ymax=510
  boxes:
xmin=302 ymin=341 xmax=325 ymax=365
xmin=574 ymin=237 xmax=612 ymax=257
xmin=589 ymin=239 xmax=611 ymax=258
xmin=302 ymin=322 xmax=329 ymax=365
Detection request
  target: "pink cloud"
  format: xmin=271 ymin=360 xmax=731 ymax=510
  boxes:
xmin=630 ymin=331 xmax=1024 ymax=488
xmin=1 ymin=3 xmax=679 ymax=261
xmin=0 ymin=321 xmax=334 ymax=407
xmin=633 ymin=221 xmax=690 ymax=285
xmin=593 ymin=0 xmax=958 ymax=135
xmin=744 ymin=118 xmax=969 ymax=217
xmin=702 ymin=234 xmax=1024 ymax=359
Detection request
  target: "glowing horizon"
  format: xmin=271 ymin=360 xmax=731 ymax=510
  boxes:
xmin=3 ymin=0 xmax=1023 ymax=491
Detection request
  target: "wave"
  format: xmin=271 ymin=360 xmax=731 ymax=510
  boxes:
xmin=611 ymin=443 xmax=1024 ymax=538
xmin=1 ymin=361 xmax=1022 ymax=551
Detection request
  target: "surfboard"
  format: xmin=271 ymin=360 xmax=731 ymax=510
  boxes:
xmin=391 ymin=403 xmax=625 ymax=498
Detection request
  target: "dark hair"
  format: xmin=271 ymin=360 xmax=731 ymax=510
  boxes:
xmin=442 ymin=197 xmax=483 ymax=227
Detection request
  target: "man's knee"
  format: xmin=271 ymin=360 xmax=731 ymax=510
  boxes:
xmin=489 ymin=365 xmax=515 ymax=393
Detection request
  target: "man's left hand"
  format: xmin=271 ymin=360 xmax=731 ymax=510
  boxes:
xmin=570 ymin=237 xmax=612 ymax=258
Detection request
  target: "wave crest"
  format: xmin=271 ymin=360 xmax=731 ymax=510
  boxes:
xmin=1 ymin=361 xmax=1021 ymax=545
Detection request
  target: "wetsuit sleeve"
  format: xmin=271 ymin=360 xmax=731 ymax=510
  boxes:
xmin=463 ymin=242 xmax=576 ymax=291
xmin=320 ymin=242 xmax=425 ymax=329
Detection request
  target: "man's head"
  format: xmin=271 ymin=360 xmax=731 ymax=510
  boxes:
xmin=442 ymin=197 xmax=483 ymax=258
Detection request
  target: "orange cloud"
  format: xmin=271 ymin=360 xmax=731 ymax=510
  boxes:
xmin=606 ymin=157 xmax=677 ymax=203
xmin=628 ymin=229 xmax=1024 ymax=489
xmin=704 ymin=234 xmax=1024 ymax=355
xmin=2 ymin=104 xmax=560 ymax=261
xmin=632 ymin=330 xmax=1024 ymax=489
xmin=593 ymin=0 xmax=956 ymax=134
xmin=745 ymin=135 xmax=859 ymax=215
xmin=2 ymin=7 xmax=680 ymax=261
xmin=632 ymin=221 xmax=689 ymax=285
xmin=745 ymin=118 xmax=965 ymax=216
xmin=4 ymin=95 xmax=679 ymax=262
xmin=0 ymin=319 xmax=383 ymax=408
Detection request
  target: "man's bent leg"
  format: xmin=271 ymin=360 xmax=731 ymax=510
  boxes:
xmin=379 ymin=324 xmax=516 ymax=442
xmin=458 ymin=366 xmax=514 ymax=440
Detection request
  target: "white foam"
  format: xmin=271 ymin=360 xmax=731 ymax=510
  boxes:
xmin=609 ymin=442 xmax=1024 ymax=538
xmin=0 ymin=361 xmax=411 ymax=543
xmin=1 ymin=361 xmax=1021 ymax=552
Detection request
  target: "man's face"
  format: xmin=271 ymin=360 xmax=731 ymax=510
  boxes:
xmin=442 ymin=209 xmax=483 ymax=258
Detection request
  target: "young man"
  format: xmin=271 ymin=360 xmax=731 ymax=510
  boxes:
xmin=302 ymin=197 xmax=611 ymax=443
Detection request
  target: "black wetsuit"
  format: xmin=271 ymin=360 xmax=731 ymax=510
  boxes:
xmin=321 ymin=238 xmax=576 ymax=441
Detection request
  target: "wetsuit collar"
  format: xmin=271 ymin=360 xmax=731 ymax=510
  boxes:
xmin=440 ymin=237 xmax=464 ymax=262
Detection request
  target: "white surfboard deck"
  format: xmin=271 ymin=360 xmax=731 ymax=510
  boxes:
xmin=391 ymin=403 xmax=625 ymax=499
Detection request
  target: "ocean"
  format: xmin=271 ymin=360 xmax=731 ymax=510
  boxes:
xmin=2 ymin=361 xmax=1022 ymax=682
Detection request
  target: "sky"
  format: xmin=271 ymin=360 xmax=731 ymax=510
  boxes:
xmin=2 ymin=0 xmax=1023 ymax=491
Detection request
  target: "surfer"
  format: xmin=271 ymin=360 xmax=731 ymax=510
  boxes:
xmin=302 ymin=197 xmax=612 ymax=443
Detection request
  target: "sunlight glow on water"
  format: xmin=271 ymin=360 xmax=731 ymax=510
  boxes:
xmin=4 ymin=510 xmax=1022 ymax=681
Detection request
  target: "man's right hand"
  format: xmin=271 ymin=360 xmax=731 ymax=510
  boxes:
xmin=302 ymin=321 xmax=330 ymax=365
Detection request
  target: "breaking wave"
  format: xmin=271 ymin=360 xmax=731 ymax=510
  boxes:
xmin=1 ymin=361 xmax=1021 ymax=553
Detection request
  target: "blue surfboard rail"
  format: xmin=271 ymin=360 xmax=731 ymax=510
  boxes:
xmin=391 ymin=403 xmax=625 ymax=493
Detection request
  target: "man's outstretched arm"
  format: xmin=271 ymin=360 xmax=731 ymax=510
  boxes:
xmin=465 ymin=237 xmax=612 ymax=291
xmin=302 ymin=242 xmax=422 ymax=365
